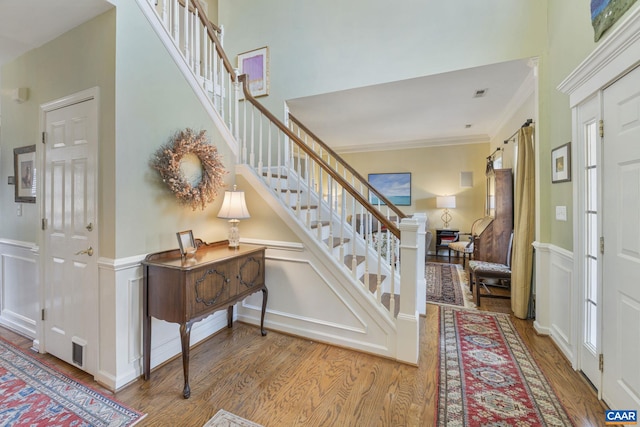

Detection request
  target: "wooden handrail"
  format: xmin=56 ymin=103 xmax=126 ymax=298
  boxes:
xmin=238 ymin=74 xmax=401 ymax=238
xmin=177 ymin=0 xmax=222 ymax=33
xmin=189 ymin=0 xmax=236 ymax=80
xmin=288 ymin=114 xmax=407 ymax=221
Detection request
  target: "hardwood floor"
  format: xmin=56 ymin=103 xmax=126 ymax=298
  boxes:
xmin=1 ymin=256 xmax=607 ymax=426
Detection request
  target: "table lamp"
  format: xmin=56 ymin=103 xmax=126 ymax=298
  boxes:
xmin=217 ymin=185 xmax=250 ymax=248
xmin=436 ymin=195 xmax=456 ymax=229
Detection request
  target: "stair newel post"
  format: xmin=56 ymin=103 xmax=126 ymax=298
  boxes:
xmin=241 ymin=86 xmax=247 ymax=164
xmin=396 ymin=215 xmax=425 ymax=365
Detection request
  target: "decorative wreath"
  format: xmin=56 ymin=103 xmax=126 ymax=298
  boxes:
xmin=151 ymin=128 xmax=227 ymax=211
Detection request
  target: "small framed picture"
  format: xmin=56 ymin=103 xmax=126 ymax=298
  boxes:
xmin=551 ymin=142 xmax=571 ymax=183
xmin=14 ymin=145 xmax=36 ymax=203
xmin=237 ymin=46 xmax=269 ymax=98
xmin=176 ymin=230 xmax=196 ymax=257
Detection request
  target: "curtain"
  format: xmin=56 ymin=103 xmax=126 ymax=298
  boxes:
xmin=511 ymin=126 xmax=535 ymax=319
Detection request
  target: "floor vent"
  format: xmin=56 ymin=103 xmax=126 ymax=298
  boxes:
xmin=72 ymin=337 xmax=87 ymax=368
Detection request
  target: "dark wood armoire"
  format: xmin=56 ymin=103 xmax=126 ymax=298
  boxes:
xmin=473 ymin=168 xmax=513 ymax=264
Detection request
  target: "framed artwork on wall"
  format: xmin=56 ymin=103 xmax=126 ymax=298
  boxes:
xmin=14 ymin=145 xmax=36 ymax=203
xmin=237 ymin=46 xmax=269 ymax=98
xmin=368 ymin=172 xmax=411 ymax=206
xmin=551 ymin=142 xmax=571 ymax=183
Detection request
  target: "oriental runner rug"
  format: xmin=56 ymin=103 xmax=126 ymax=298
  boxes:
xmin=426 ymin=262 xmax=474 ymax=308
xmin=0 ymin=338 xmax=145 ymax=426
xmin=203 ymin=409 xmax=263 ymax=427
xmin=437 ymin=307 xmax=574 ymax=426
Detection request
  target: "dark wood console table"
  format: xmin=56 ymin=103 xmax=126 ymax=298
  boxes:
xmin=142 ymin=241 xmax=268 ymax=398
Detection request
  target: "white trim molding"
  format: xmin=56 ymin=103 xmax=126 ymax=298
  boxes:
xmin=0 ymin=239 xmax=39 ymax=339
xmin=532 ymin=242 xmax=577 ymax=367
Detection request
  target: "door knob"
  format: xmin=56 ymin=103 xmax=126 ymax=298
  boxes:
xmin=75 ymin=247 xmax=94 ymax=256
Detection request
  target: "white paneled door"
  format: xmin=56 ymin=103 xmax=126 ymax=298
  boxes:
xmin=602 ymin=66 xmax=640 ymax=411
xmin=42 ymin=90 xmax=98 ymax=375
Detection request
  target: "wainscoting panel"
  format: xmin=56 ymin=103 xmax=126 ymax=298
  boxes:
xmin=97 ymin=255 xmax=231 ymax=391
xmin=532 ymin=242 xmax=576 ymax=366
xmin=238 ymin=241 xmax=397 ymax=358
xmin=0 ymin=239 xmax=39 ymax=338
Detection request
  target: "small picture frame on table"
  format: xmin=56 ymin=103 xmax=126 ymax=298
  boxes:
xmin=176 ymin=230 xmax=196 ymax=257
xmin=551 ymin=142 xmax=571 ymax=183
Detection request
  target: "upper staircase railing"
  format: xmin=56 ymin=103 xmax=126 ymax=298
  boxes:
xmin=288 ymin=114 xmax=408 ymax=224
xmin=141 ymin=0 xmax=424 ymax=334
xmin=149 ymin=0 xmax=240 ymax=140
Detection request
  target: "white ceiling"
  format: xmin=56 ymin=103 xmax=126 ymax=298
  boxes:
xmin=287 ymin=59 xmax=534 ymax=152
xmin=0 ymin=0 xmax=114 ymax=66
xmin=0 ymin=1 xmax=532 ymax=153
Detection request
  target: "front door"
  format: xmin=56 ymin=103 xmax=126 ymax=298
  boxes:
xmin=602 ymin=65 xmax=640 ymax=410
xmin=42 ymin=89 xmax=98 ymax=375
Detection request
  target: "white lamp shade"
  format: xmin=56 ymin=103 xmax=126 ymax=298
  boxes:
xmin=217 ymin=190 xmax=250 ymax=219
xmin=436 ymin=195 xmax=456 ymax=209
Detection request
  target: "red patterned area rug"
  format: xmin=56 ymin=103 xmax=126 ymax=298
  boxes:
xmin=427 ymin=263 xmax=474 ymax=308
xmin=0 ymin=338 xmax=145 ymax=426
xmin=438 ymin=307 xmax=574 ymax=426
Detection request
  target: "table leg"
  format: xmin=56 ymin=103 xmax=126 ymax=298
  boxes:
xmin=227 ymin=305 xmax=233 ymax=328
xmin=260 ymin=286 xmax=268 ymax=336
xmin=143 ymin=267 xmax=151 ymax=380
xmin=179 ymin=322 xmax=193 ymax=399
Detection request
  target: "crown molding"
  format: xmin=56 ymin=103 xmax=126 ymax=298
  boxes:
xmin=334 ymin=134 xmax=489 ymax=154
xmin=558 ymin=5 xmax=640 ymax=106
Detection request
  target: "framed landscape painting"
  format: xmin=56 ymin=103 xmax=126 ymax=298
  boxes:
xmin=368 ymin=172 xmax=411 ymax=206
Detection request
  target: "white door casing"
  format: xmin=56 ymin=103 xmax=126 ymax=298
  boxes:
xmin=575 ymin=94 xmax=603 ymax=393
xmin=41 ymin=88 xmax=99 ymax=376
xmin=602 ymin=66 xmax=640 ymax=411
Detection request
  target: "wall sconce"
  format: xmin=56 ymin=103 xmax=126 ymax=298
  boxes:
xmin=217 ymin=185 xmax=250 ymax=248
xmin=436 ymin=195 xmax=456 ymax=229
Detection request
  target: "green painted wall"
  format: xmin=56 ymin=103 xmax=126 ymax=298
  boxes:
xmin=0 ymin=9 xmax=116 ymax=244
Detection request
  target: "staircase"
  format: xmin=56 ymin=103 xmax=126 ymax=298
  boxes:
xmin=137 ymin=0 xmax=425 ymax=364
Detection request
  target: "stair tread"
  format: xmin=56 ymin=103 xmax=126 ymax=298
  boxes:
xmin=310 ymin=221 xmax=330 ymax=229
xmin=294 ymin=204 xmax=318 ymax=210
xmin=324 ymin=237 xmax=350 ymax=248
xmin=381 ymin=293 xmax=400 ymax=318
xmin=360 ymin=273 xmax=388 ymax=293
xmin=344 ymin=254 xmax=365 ymax=266
xmin=263 ymin=172 xmax=288 ymax=179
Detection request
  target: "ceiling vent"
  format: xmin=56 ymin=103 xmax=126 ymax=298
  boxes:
xmin=465 ymin=124 xmax=472 ymax=128
xmin=473 ymin=89 xmax=488 ymax=98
